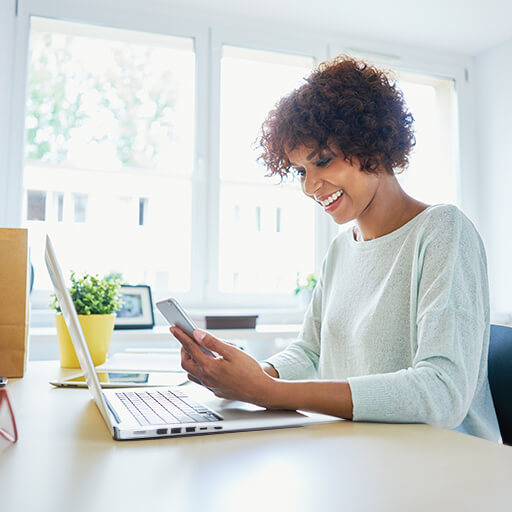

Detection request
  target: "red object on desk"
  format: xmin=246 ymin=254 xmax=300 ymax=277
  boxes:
xmin=0 ymin=386 xmax=18 ymax=443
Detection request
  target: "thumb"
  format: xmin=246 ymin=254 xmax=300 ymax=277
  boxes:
xmin=193 ymin=329 xmax=235 ymax=358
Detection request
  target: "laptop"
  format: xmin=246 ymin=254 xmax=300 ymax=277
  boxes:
xmin=44 ymin=235 xmax=338 ymax=440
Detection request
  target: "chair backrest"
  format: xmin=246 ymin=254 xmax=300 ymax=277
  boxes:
xmin=488 ymin=324 xmax=512 ymax=445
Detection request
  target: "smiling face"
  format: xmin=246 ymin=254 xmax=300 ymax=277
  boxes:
xmin=287 ymin=144 xmax=383 ymax=226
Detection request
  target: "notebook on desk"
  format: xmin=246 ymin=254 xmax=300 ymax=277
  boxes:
xmin=44 ymin=235 xmax=338 ymax=440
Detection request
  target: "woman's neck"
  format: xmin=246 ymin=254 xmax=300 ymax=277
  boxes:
xmin=354 ymin=175 xmax=429 ymax=241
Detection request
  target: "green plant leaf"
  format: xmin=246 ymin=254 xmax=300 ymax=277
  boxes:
xmin=49 ymin=271 xmax=124 ymax=315
xmin=294 ymin=272 xmax=318 ymax=295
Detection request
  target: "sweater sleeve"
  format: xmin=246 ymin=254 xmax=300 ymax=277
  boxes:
xmin=263 ymin=269 xmax=324 ymax=380
xmin=348 ymin=209 xmax=489 ymax=428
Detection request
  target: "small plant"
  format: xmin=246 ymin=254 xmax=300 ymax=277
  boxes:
xmin=50 ymin=272 xmax=123 ymax=315
xmin=294 ymin=273 xmax=318 ymax=295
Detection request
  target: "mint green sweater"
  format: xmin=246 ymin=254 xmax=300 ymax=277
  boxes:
xmin=267 ymin=205 xmax=500 ymax=441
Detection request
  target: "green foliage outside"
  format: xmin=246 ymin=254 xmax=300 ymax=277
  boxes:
xmin=294 ymin=273 xmax=318 ymax=295
xmin=50 ymin=272 xmax=123 ymax=315
xmin=26 ymin=31 xmax=178 ymax=168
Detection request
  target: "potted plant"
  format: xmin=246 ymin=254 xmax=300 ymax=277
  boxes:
xmin=294 ymin=273 xmax=318 ymax=310
xmin=50 ymin=272 xmax=123 ymax=368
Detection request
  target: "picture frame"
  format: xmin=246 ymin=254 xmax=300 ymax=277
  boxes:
xmin=114 ymin=285 xmax=155 ymax=330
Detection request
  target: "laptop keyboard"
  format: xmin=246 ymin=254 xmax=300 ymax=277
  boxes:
xmin=116 ymin=389 xmax=221 ymax=426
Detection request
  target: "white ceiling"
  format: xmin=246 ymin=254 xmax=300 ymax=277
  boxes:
xmin=163 ymin=0 xmax=512 ymax=56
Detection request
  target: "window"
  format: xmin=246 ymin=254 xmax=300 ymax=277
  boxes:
xmin=15 ymin=10 xmax=463 ymax=317
xmin=218 ymin=46 xmax=316 ymax=294
xmin=23 ymin=18 xmax=195 ymax=293
xmin=72 ymin=194 xmax=88 ymax=223
xmin=397 ymin=72 xmax=457 ymax=205
xmin=138 ymin=198 xmax=149 ymax=226
xmin=26 ymin=190 xmax=46 ymax=221
xmin=53 ymin=192 xmax=64 ymax=222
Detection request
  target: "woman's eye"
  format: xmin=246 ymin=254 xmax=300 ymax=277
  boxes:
xmin=316 ymin=158 xmax=331 ymax=168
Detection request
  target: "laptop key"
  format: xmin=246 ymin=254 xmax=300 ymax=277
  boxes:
xmin=117 ymin=390 xmax=221 ymax=426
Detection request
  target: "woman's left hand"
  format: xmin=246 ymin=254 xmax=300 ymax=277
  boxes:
xmin=170 ymin=326 xmax=276 ymax=408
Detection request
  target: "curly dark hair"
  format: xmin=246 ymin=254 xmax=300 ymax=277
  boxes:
xmin=257 ymin=55 xmax=415 ymax=177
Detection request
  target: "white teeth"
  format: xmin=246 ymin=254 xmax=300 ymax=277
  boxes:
xmin=320 ymin=189 xmax=344 ymax=207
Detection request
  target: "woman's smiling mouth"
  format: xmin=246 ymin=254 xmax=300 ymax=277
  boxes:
xmin=318 ymin=189 xmax=344 ymax=210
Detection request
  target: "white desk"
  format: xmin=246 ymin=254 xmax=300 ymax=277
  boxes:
xmin=1 ymin=361 xmax=511 ymax=512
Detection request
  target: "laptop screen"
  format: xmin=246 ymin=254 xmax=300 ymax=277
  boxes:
xmin=44 ymin=235 xmax=114 ymax=431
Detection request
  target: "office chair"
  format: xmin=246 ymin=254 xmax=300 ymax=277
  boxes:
xmin=488 ymin=324 xmax=512 ymax=445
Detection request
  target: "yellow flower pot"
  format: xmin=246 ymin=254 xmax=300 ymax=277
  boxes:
xmin=55 ymin=314 xmax=115 ymax=368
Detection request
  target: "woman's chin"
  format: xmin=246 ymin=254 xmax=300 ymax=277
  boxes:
xmin=330 ymin=210 xmax=353 ymax=225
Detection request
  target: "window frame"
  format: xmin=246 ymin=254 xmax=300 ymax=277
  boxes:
xmin=206 ymin=26 xmax=333 ymax=308
xmin=3 ymin=0 xmax=477 ymax=319
xmin=9 ymin=1 xmax=210 ymax=310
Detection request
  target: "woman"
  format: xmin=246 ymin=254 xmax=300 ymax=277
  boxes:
xmin=171 ymin=56 xmax=500 ymax=441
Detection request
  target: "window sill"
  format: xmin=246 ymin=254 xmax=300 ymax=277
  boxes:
xmin=28 ymin=324 xmax=301 ymax=362
xmin=30 ymin=306 xmax=306 ymax=328
xmin=29 ymin=323 xmax=302 ymax=343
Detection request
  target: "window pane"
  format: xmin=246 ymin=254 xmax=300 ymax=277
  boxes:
xmin=53 ymin=192 xmax=64 ymax=222
xmin=26 ymin=190 xmax=46 ymax=221
xmin=397 ymin=73 xmax=457 ymax=205
xmin=219 ymin=182 xmax=314 ymax=293
xmin=23 ymin=18 xmax=195 ymax=293
xmin=219 ymin=46 xmax=315 ymax=294
xmin=73 ymin=193 xmax=88 ymax=223
xmin=138 ymin=198 xmax=148 ymax=226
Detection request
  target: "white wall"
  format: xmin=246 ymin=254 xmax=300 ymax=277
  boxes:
xmin=0 ymin=1 xmax=16 ymax=226
xmin=476 ymin=37 xmax=512 ymax=320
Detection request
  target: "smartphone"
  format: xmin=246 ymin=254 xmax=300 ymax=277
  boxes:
xmin=156 ymin=298 xmax=214 ymax=357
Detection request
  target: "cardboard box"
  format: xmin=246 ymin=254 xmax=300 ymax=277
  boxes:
xmin=0 ymin=228 xmax=29 ymax=377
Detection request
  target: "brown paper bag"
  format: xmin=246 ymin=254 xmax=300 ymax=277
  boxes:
xmin=0 ymin=228 xmax=29 ymax=377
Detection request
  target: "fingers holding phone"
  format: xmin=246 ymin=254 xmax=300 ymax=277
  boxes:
xmin=156 ymin=298 xmax=268 ymax=402
xmin=171 ymin=326 xmax=223 ymax=388
xmin=156 ymin=298 xmax=215 ymax=357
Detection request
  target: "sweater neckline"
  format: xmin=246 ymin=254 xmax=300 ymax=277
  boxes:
xmin=347 ymin=204 xmax=442 ymax=248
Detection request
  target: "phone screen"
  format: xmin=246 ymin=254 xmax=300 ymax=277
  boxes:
xmin=156 ymin=298 xmax=196 ymax=337
xmin=156 ymin=298 xmax=214 ymax=356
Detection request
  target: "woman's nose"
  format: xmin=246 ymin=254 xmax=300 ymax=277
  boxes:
xmin=302 ymin=169 xmax=321 ymax=198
